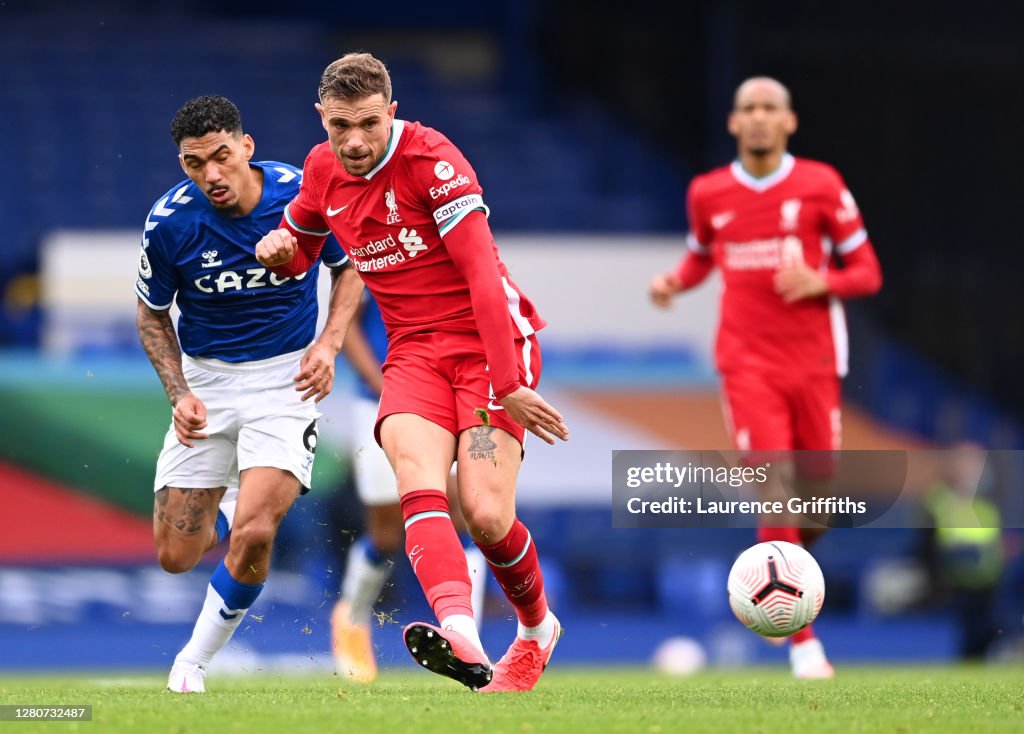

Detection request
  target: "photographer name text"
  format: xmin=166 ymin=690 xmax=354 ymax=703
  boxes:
xmin=625 ymin=496 xmax=867 ymax=515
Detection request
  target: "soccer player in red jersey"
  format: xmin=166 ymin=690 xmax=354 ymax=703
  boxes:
xmin=650 ymin=77 xmax=882 ymax=678
xmin=255 ymin=53 xmax=568 ymax=692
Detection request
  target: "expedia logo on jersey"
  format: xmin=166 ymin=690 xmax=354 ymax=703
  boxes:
xmin=723 ymin=236 xmax=803 ymax=271
xmin=433 ymin=194 xmax=484 ymax=225
xmin=193 ymin=268 xmax=307 ymax=294
xmin=429 ymin=174 xmax=471 ymax=200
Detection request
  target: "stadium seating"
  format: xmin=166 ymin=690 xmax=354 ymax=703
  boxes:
xmin=0 ymin=10 xmax=684 ymax=303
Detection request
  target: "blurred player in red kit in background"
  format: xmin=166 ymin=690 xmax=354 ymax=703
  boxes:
xmin=650 ymin=77 xmax=882 ymax=678
xmin=257 ymin=53 xmax=568 ymax=692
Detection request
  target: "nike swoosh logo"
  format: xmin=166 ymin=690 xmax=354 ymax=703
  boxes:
xmin=487 ymin=400 xmax=505 ymax=411
xmin=711 ymin=211 xmax=735 ymax=229
xmin=326 ymin=204 xmax=349 ymax=216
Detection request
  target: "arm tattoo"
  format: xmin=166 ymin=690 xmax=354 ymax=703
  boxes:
xmin=467 ymin=426 xmax=497 ymax=462
xmin=137 ymin=300 xmax=189 ymax=405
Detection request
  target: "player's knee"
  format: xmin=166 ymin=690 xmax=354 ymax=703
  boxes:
xmin=231 ymin=518 xmax=278 ymax=551
xmin=157 ymin=544 xmax=202 ymax=574
xmin=461 ymin=504 xmax=512 ymax=543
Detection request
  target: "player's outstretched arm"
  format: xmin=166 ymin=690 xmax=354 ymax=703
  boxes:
xmin=442 ymin=211 xmax=522 ymax=400
xmin=440 ymin=211 xmax=569 ymax=444
xmin=295 ymin=264 xmax=365 ymax=402
xmin=136 ymin=299 xmax=208 ymax=447
xmin=498 ymin=387 xmax=569 ymax=445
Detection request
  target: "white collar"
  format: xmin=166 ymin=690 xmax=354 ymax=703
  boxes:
xmin=729 ymin=152 xmax=795 ymax=192
xmin=362 ymin=119 xmax=406 ymax=180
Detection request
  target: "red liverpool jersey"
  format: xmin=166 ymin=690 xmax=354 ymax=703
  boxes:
xmin=686 ymin=153 xmax=876 ymax=377
xmin=281 ymin=119 xmax=546 ymax=349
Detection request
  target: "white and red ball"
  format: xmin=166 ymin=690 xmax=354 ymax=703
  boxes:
xmin=727 ymin=541 xmax=825 ymax=637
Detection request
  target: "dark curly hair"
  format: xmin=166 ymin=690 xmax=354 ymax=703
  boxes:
xmin=170 ymin=95 xmax=243 ymax=146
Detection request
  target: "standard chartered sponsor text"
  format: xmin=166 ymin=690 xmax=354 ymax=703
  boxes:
xmin=355 ymin=250 xmax=408 ymax=271
xmin=350 ymin=233 xmax=397 ymax=258
xmin=723 ymin=236 xmax=803 ymax=271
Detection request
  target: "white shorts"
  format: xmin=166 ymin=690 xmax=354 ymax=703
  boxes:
xmin=351 ymin=396 xmax=399 ymax=506
xmin=153 ymin=349 xmax=320 ymax=493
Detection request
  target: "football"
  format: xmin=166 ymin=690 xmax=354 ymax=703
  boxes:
xmin=651 ymin=636 xmax=708 ymax=676
xmin=727 ymin=541 xmax=825 ymax=637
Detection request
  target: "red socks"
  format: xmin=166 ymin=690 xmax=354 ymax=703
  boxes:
xmin=790 ymin=625 xmax=816 ymax=644
xmin=476 ymin=518 xmax=548 ymax=627
xmin=400 ymin=489 xmax=473 ymax=621
xmin=400 ymin=493 xmax=550 ymax=630
xmin=756 ymin=526 xmax=803 ymax=545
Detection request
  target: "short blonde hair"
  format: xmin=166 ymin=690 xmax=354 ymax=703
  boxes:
xmin=318 ymin=52 xmax=392 ymax=102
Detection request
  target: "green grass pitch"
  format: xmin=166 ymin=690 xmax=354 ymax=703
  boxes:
xmin=0 ymin=666 xmax=1021 ymax=734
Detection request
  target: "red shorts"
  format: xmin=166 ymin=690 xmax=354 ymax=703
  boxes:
xmin=375 ymin=330 xmax=541 ymax=446
xmin=721 ymin=370 xmax=840 ymax=480
xmin=721 ymin=370 xmax=841 ymax=452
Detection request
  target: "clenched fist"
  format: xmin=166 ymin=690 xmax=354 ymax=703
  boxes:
xmin=649 ymin=273 xmax=681 ymax=309
xmin=256 ymin=229 xmax=298 ymax=267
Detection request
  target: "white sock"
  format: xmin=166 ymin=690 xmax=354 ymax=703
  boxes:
xmin=464 ymin=545 xmax=488 ymax=630
xmin=176 ymin=583 xmax=249 ymax=667
xmin=340 ymin=540 xmax=394 ymax=625
xmin=518 ymin=610 xmax=557 ymax=648
xmin=440 ymin=613 xmax=488 ymax=661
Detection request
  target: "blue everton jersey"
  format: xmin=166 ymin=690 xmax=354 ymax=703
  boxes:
xmin=135 ymin=161 xmax=348 ymax=362
xmin=354 ymin=294 xmax=390 ymax=401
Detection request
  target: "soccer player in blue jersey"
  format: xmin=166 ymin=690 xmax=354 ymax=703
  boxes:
xmin=135 ymin=95 xmax=363 ymax=693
